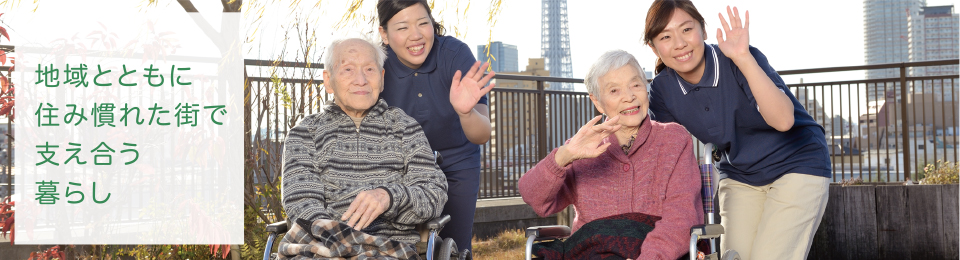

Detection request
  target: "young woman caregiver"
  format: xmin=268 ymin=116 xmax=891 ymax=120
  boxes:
xmin=643 ymin=1 xmax=831 ymax=259
xmin=377 ymin=0 xmax=495 ymax=251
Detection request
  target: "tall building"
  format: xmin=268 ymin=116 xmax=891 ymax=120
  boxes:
xmin=477 ymin=41 xmax=519 ymax=72
xmin=541 ymin=0 xmax=574 ymax=91
xmin=908 ymin=5 xmax=959 ymax=102
xmin=864 ymin=0 xmax=925 ymax=102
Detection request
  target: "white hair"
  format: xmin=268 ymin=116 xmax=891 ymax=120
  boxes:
xmin=584 ymin=50 xmax=648 ymax=97
xmin=325 ymin=38 xmax=387 ymax=74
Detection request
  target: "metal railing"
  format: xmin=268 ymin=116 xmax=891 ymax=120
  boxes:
xmin=779 ymin=59 xmax=958 ymax=183
xmin=479 ymin=74 xmax=595 ymax=198
xmin=245 ymin=59 xmax=960 ymax=200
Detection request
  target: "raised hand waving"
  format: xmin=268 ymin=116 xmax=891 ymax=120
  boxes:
xmin=555 ymin=115 xmax=622 ymax=167
xmin=716 ymin=6 xmax=751 ymax=61
xmin=450 ymin=61 xmax=496 ymax=116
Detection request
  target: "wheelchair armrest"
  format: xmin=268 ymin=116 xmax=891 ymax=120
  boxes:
xmin=690 ymin=224 xmax=723 ymax=239
xmin=426 ymin=215 xmax=451 ymax=230
xmin=266 ymin=221 xmax=289 ymax=234
xmin=526 ymin=225 xmax=571 ymax=241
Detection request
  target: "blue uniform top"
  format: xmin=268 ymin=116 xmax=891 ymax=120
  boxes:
xmin=649 ymin=43 xmax=831 ymax=186
xmin=382 ymin=35 xmax=487 ymax=172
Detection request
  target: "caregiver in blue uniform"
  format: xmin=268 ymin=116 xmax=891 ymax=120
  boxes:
xmin=377 ymin=0 xmax=495 ymax=251
xmin=643 ymin=1 xmax=831 ymax=260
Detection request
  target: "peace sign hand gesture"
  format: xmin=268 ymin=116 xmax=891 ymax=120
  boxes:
xmin=555 ymin=115 xmax=622 ymax=167
xmin=716 ymin=6 xmax=752 ymax=63
xmin=450 ymin=61 xmax=496 ymax=116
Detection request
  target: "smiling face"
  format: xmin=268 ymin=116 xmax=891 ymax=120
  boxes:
xmin=323 ymin=39 xmax=385 ymax=118
xmin=379 ymin=3 xmax=435 ymax=70
xmin=590 ymin=64 xmax=649 ymax=128
xmin=649 ymin=8 xmax=708 ymax=83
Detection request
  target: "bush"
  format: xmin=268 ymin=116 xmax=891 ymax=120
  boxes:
xmin=918 ymin=160 xmax=959 ymax=184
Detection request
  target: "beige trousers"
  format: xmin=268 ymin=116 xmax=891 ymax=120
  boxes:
xmin=718 ymin=173 xmax=830 ymax=260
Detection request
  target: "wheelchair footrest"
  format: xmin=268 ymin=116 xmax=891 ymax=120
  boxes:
xmin=690 ymin=224 xmax=723 ymax=239
xmin=266 ymin=221 xmax=289 ymax=234
xmin=526 ymin=225 xmax=571 ymax=241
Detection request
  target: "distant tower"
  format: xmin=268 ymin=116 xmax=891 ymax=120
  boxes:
xmin=541 ymin=0 xmax=574 ymax=91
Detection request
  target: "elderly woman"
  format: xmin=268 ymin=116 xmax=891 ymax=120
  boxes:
xmin=279 ymin=38 xmax=494 ymax=259
xmin=518 ymin=50 xmax=703 ymax=260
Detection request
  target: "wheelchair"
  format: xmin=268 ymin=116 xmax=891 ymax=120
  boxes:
xmin=523 ymin=144 xmax=741 ymax=260
xmin=264 ymin=152 xmax=471 ymax=260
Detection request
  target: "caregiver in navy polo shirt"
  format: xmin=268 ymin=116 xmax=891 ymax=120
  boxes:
xmin=377 ymin=0 xmax=494 ymax=251
xmin=643 ymin=1 xmax=831 ymax=260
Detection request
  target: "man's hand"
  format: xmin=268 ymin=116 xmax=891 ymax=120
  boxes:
xmin=341 ymin=188 xmax=391 ymax=230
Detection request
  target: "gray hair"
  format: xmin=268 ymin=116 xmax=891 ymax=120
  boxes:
xmin=325 ymin=38 xmax=387 ymax=74
xmin=584 ymin=50 xmax=648 ymax=97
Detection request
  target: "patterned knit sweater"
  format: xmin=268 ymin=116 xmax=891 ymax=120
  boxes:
xmin=281 ymin=99 xmax=448 ymax=244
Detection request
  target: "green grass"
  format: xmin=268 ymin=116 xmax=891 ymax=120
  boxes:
xmin=471 ymin=229 xmax=527 ymax=259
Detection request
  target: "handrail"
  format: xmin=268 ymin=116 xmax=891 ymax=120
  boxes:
xmin=492 ymin=74 xmax=585 ymax=84
xmin=778 ymin=59 xmax=959 ymax=75
xmin=244 ymin=58 xmax=959 ymax=86
xmin=244 ymin=59 xmax=324 ymax=69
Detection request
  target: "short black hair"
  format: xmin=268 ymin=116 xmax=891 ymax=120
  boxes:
xmin=377 ymin=0 xmax=445 ymax=36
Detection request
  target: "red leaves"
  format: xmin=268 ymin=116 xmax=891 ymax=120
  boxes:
xmin=27 ymin=245 xmax=65 ymax=260
xmin=0 ymin=86 xmax=14 ymax=120
xmin=0 ymin=196 xmax=13 ymax=245
xmin=208 ymin=244 xmax=231 ymax=259
xmin=0 ymin=13 xmax=6 ymax=42
xmin=1 ymin=75 xmax=8 ymax=92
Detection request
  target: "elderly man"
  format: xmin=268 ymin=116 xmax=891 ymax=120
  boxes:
xmin=279 ymin=38 xmax=448 ymax=259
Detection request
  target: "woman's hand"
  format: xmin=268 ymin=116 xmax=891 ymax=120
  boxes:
xmin=450 ymin=61 xmax=496 ymax=116
xmin=716 ymin=6 xmax=752 ymax=63
xmin=555 ymin=115 xmax=622 ymax=167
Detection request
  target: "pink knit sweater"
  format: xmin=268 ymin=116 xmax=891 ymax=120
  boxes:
xmin=519 ymin=117 xmax=704 ymax=260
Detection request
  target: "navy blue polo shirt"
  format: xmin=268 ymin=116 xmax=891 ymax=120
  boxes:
xmin=382 ymin=35 xmax=487 ymax=172
xmin=648 ymin=43 xmax=831 ymax=186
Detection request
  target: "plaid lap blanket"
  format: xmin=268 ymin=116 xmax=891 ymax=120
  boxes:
xmin=533 ymin=212 xmax=708 ymax=260
xmin=278 ymin=218 xmax=421 ymax=260
xmin=533 ymin=213 xmax=661 ymax=259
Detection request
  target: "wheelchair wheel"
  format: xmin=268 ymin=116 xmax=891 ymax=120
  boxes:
xmin=722 ymin=249 xmax=741 ymax=260
xmin=437 ymin=237 xmax=457 ymax=260
xmin=458 ymin=249 xmax=472 ymax=260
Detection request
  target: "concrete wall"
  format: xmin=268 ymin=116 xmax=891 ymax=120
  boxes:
xmin=472 ymin=197 xmax=558 ymax=240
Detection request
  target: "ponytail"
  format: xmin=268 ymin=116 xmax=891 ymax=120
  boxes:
xmin=655 ymin=58 xmax=666 ymax=75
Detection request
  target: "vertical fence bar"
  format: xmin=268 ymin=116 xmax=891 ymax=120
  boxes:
xmin=514 ymin=91 xmax=520 ymax=196
xmin=538 ymin=80 xmax=548 ymax=161
xmin=885 ymin=82 xmax=892 ymax=181
xmin=870 ymin=82 xmax=877 ymax=182
xmin=924 ymin=80 xmax=930 ymax=170
xmin=857 ymin=83 xmax=864 ymax=179
xmin=947 ymin=78 xmax=955 ymax=162
xmin=944 ymin=78 xmax=960 ymax=163
xmin=938 ymin=78 xmax=945 ymax=165
xmin=916 ymin=79 xmax=923 ymax=173
xmin=900 ymin=65 xmax=911 ymax=180
xmin=840 ymin=84 xmax=863 ymax=180
xmin=837 ymin=83 xmax=844 ymax=179
xmin=499 ymin=90 xmax=507 ymax=198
